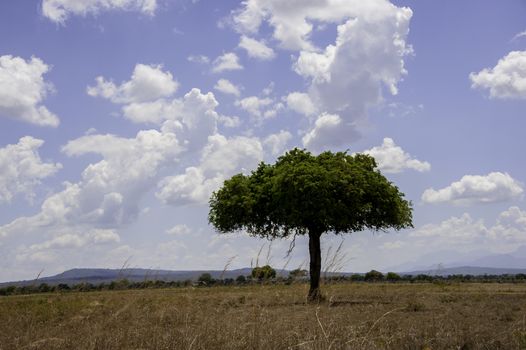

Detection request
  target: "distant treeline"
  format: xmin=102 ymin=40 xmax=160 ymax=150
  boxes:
xmin=2 ymin=270 xmax=526 ymax=296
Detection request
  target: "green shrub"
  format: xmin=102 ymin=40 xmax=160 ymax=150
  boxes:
xmin=364 ymin=270 xmax=384 ymax=282
xmin=252 ymin=265 xmax=276 ymax=280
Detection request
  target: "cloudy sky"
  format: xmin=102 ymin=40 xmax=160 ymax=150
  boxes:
xmin=0 ymin=0 xmax=525 ymax=282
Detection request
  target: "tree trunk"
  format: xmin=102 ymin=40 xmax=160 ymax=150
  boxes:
xmin=308 ymin=230 xmax=322 ymax=302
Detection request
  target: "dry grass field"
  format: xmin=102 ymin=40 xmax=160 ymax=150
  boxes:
xmin=1 ymin=282 xmax=526 ymax=349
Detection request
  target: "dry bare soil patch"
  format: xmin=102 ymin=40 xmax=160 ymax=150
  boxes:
xmin=1 ymin=283 xmax=526 ymax=349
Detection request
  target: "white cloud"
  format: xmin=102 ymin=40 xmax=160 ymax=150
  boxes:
xmin=157 ymin=134 xmax=263 ymax=206
xmin=123 ymin=89 xmax=219 ymax=152
xmin=411 ymin=213 xmax=487 ymax=240
xmin=380 ymin=240 xmax=406 ymax=250
xmin=238 ymin=36 xmax=275 ymax=60
xmin=87 ymin=64 xmax=178 ymax=104
xmin=212 ymin=52 xmax=243 ymax=73
xmin=90 ymin=229 xmax=121 ymax=244
xmin=14 ymin=229 xmax=120 ymax=265
xmin=470 ymin=51 xmax=526 ymax=99
xmin=235 ymin=95 xmax=283 ymax=124
xmin=422 ymin=172 xmax=523 ymax=205
xmin=0 ymin=137 xmax=62 ymax=203
xmin=298 ymin=11 xmax=412 ymax=148
xmin=512 ymin=31 xmax=526 ymax=41
xmin=218 ymin=114 xmax=241 ymax=128
xmin=490 ymin=207 xmax=526 ymax=242
xmin=263 ymin=130 xmax=292 ymax=156
xmin=187 ymin=55 xmax=210 ymax=64
xmin=29 ymin=233 xmax=84 ymax=251
xmin=88 ymin=66 xmax=220 ymax=151
xmin=0 ymin=127 xmax=183 ymax=239
xmin=302 ymin=113 xmax=358 ymax=152
xmin=0 ymin=55 xmax=59 ymax=127
xmin=286 ymin=92 xmax=316 ymax=116
xmin=386 ymin=102 xmax=424 ymax=118
xmin=42 ymin=0 xmax=157 ymax=24
xmin=214 ymin=79 xmax=241 ymax=96
xmin=233 ymin=0 xmax=412 ymax=52
xmin=410 ymin=207 xmax=526 ymax=245
xmin=156 ymin=167 xmax=215 ymax=206
xmin=362 ymin=138 xmax=430 ymax=174
xmin=236 ymin=96 xmax=272 ymax=117
xmin=166 ymin=224 xmax=191 ymax=236
xmin=233 ymin=1 xmax=413 ymax=150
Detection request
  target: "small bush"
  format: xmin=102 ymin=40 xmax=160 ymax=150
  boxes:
xmin=386 ymin=272 xmax=401 ymax=282
xmin=252 ymin=265 xmax=276 ymax=281
xmin=364 ymin=270 xmax=384 ymax=282
xmin=197 ymin=273 xmax=214 ymax=286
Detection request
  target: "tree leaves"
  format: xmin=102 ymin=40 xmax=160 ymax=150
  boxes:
xmin=209 ymin=148 xmax=413 ymax=238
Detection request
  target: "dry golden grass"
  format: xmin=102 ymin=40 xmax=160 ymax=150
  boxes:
xmin=1 ymin=282 xmax=526 ymax=349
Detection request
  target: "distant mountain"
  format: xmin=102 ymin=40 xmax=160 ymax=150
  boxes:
xmin=4 ymin=265 xmax=526 ymax=288
xmin=0 ymin=268 xmax=259 ymax=287
xmin=386 ymin=246 xmax=526 ymax=273
xmin=452 ymin=254 xmax=526 ymax=270
xmin=402 ymin=266 xmax=526 ymax=277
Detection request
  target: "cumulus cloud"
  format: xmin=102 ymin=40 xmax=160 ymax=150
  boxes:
xmin=217 ymin=114 xmax=241 ymax=128
xmin=87 ymin=64 xmax=178 ymax=104
xmin=214 ymin=79 xmax=241 ymax=96
xmin=166 ymin=224 xmax=191 ymax=236
xmin=90 ymin=229 xmax=121 ymax=244
xmin=42 ymin=0 xmax=157 ymax=24
xmin=88 ymin=65 xmax=220 ymax=148
xmin=157 ymin=134 xmax=263 ymax=206
xmin=212 ymin=52 xmax=243 ymax=73
xmin=233 ymin=0 xmax=412 ymax=51
xmin=29 ymin=230 xmax=119 ymax=251
xmin=0 ymin=94 xmax=224 ymax=238
xmin=238 ymin=36 xmax=275 ymax=60
xmin=235 ymin=95 xmax=283 ymax=124
xmin=411 ymin=213 xmax=487 ymax=241
xmin=14 ymin=229 xmax=120 ymax=265
xmin=490 ymin=207 xmax=526 ymax=241
xmin=411 ymin=207 xmax=526 ymax=244
xmin=0 ymin=55 xmax=59 ymax=127
xmin=286 ymin=92 xmax=316 ymax=116
xmin=0 ymin=132 xmax=181 ymax=241
xmin=236 ymin=96 xmax=272 ymax=116
xmin=263 ymin=130 xmax=292 ymax=156
xmin=233 ymin=0 xmax=413 ymax=150
xmin=0 ymin=137 xmax=62 ymax=203
xmin=362 ymin=138 xmax=430 ymax=174
xmin=124 ymin=89 xmax=219 ymax=152
xmin=302 ymin=113 xmax=358 ymax=152
xmin=422 ymin=172 xmax=523 ymax=205
xmin=470 ymin=51 xmax=526 ymax=99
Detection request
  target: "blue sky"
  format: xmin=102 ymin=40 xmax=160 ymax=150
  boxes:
xmin=0 ymin=0 xmax=525 ymax=281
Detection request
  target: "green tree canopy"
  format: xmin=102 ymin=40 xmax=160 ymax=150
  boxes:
xmin=209 ymin=148 xmax=412 ymax=300
xmin=251 ymin=265 xmax=276 ymax=280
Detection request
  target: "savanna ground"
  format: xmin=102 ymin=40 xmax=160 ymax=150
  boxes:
xmin=1 ymin=282 xmax=526 ymax=349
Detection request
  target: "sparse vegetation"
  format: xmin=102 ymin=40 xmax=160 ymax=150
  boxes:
xmin=1 ymin=283 xmax=526 ymax=349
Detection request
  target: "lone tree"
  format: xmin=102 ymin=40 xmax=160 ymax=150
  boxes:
xmin=208 ymin=149 xmax=412 ymax=301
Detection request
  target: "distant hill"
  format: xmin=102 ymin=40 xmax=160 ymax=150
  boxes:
xmin=0 ymin=268 xmax=259 ymax=287
xmin=402 ymin=266 xmax=526 ymax=277
xmin=3 ymin=265 xmax=526 ymax=287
